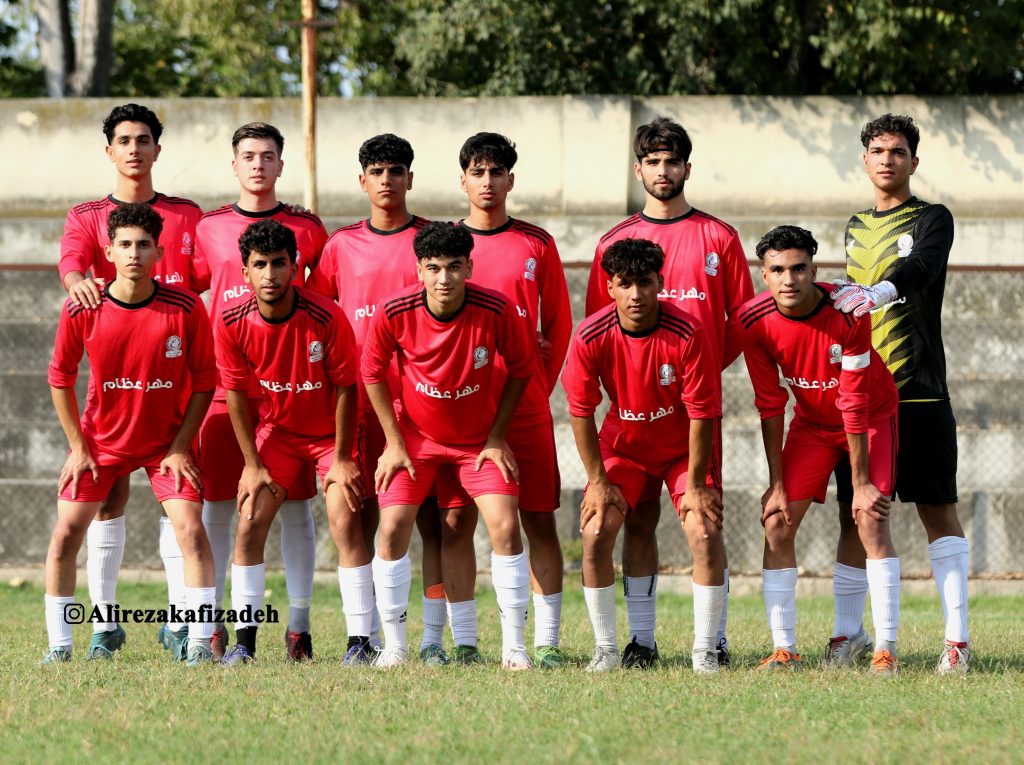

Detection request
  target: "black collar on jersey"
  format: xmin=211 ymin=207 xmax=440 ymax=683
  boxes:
xmin=639 ymin=208 xmax=697 ymax=226
xmin=421 ymin=288 xmax=467 ymax=323
xmin=233 ymin=202 xmax=285 ymax=219
xmin=103 ymin=279 xmax=160 ymax=310
xmin=870 ymin=196 xmax=919 ymax=219
xmin=458 ymin=217 xmax=514 ymax=236
xmin=258 ymin=287 xmax=299 ymax=325
xmin=367 ymin=216 xmax=418 ymax=236
xmin=617 ymin=304 xmax=662 ymax=338
xmin=774 ymin=284 xmax=829 ymax=322
xmin=108 ymin=193 xmax=160 ymax=207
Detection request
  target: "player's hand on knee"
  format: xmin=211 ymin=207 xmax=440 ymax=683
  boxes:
xmin=375 ymin=443 xmax=415 ymax=494
xmin=852 ymin=483 xmax=890 ymax=524
xmin=59 ymin=446 xmax=99 ymax=499
xmin=68 ymin=276 xmax=105 ymax=309
xmin=580 ymin=479 xmax=626 ymax=536
xmin=475 ymin=437 xmax=519 ymax=484
xmin=237 ymin=463 xmax=280 ymax=519
xmin=325 ymin=456 xmax=363 ymax=512
xmin=159 ymin=450 xmax=202 ymax=493
xmin=679 ymin=486 xmax=724 ymax=538
xmin=760 ymin=483 xmax=790 ymax=527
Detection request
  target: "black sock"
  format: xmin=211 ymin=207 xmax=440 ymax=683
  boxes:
xmin=236 ymin=626 xmax=258 ymax=654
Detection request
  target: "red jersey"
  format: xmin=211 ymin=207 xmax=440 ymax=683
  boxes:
xmin=562 ymin=302 xmax=721 ymax=465
xmin=361 ymin=284 xmax=535 ymax=446
xmin=48 ymin=282 xmax=216 ymax=460
xmin=59 ymin=193 xmax=202 ymax=289
xmin=586 ymin=210 xmax=754 ymax=369
xmin=193 ymin=203 xmax=328 ymax=401
xmin=461 ymin=218 xmax=572 ymax=418
xmin=739 ymin=284 xmax=899 ymax=432
xmin=215 ymin=287 xmax=357 ymax=440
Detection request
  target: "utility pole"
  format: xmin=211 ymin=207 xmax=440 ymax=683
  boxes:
xmin=300 ymin=0 xmax=318 ymax=212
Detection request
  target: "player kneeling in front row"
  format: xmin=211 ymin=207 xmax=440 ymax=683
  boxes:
xmin=214 ymin=219 xmax=364 ymax=665
xmin=563 ymin=238 xmax=726 ymax=674
xmin=740 ymin=225 xmax=901 ymax=675
xmin=362 ymin=222 xmax=536 ymax=669
xmin=44 ymin=203 xmax=217 ymax=665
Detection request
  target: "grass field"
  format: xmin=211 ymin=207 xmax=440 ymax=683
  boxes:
xmin=2 ymin=575 xmax=1021 ymax=764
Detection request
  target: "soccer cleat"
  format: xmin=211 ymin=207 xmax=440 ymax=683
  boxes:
xmin=756 ymin=647 xmax=802 ymax=670
xmin=936 ymin=641 xmax=970 ymax=675
xmin=420 ymin=643 xmax=451 ymax=667
xmin=167 ymin=626 xmax=189 ymax=662
xmin=869 ymin=648 xmax=899 ymax=676
xmin=451 ymin=644 xmax=485 ymax=665
xmin=156 ymin=623 xmax=171 ymax=651
xmin=585 ymin=646 xmax=620 ymax=673
xmin=40 ymin=646 xmax=72 ymax=665
xmin=284 ymin=630 xmax=314 ymax=662
xmin=716 ymin=639 xmax=731 ymax=668
xmin=692 ymin=651 xmax=720 ymax=675
xmin=210 ymin=624 xmax=229 ymax=661
xmin=186 ymin=644 xmax=214 ymax=666
xmin=342 ymin=639 xmax=376 ymax=666
xmin=621 ymin=636 xmax=660 ymax=669
xmin=220 ymin=644 xmax=254 ymax=666
xmin=501 ymin=647 xmax=533 ymax=671
xmin=86 ymin=625 xmax=126 ymax=660
xmin=372 ymin=647 xmax=408 ymax=669
xmin=534 ymin=645 xmax=568 ymax=669
xmin=823 ymin=628 xmax=873 ymax=669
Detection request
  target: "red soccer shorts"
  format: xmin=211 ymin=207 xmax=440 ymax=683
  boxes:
xmin=58 ymin=447 xmax=201 ymax=504
xmin=256 ymin=426 xmax=352 ymax=499
xmin=506 ymin=411 xmax=561 ymax=513
xmin=782 ymin=414 xmax=898 ymax=504
xmin=377 ymin=425 xmax=518 ymax=510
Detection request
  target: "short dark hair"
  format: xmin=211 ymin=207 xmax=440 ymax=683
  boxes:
xmin=459 ymin=132 xmax=518 ymax=171
xmin=861 ymin=114 xmax=920 ymax=157
xmin=601 ymin=238 xmax=664 ymax=280
xmin=107 ymin=203 xmax=163 ymax=244
xmin=232 ymin=122 xmax=285 ymax=155
xmin=633 ymin=116 xmax=692 ymax=163
xmin=238 ymin=219 xmax=297 ymax=264
xmin=359 ymin=133 xmax=414 ymax=171
xmin=755 ymin=225 xmax=818 ymax=261
xmin=103 ymin=103 xmax=163 ymax=145
xmin=413 ymin=221 xmax=474 ymax=261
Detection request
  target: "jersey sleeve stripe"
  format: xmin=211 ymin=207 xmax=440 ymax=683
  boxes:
xmin=155 ymin=292 xmax=198 ymax=311
xmin=841 ymin=351 xmax=871 ymax=370
xmin=465 ymin=295 xmax=504 ymax=315
xmin=740 ymin=297 xmax=776 ymax=328
xmin=299 ymin=296 xmax=332 ymax=326
xmin=579 ymin=313 xmax=618 ymax=343
xmin=199 ymin=205 xmax=235 ymax=221
xmin=692 ymin=209 xmax=739 ymax=236
xmin=222 ymin=300 xmax=259 ymax=326
xmin=598 ymin=215 xmax=642 ymax=246
xmin=511 ymin=220 xmax=553 ymax=244
xmin=465 ymin=286 xmax=507 ymax=309
xmin=71 ymin=199 xmax=108 ymax=214
xmin=659 ymin=314 xmax=695 ymax=339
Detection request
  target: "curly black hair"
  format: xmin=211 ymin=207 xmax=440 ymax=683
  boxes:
xmin=413 ymin=221 xmax=474 ymax=261
xmin=601 ymin=238 xmax=665 ymax=280
xmin=359 ymin=133 xmax=414 ymax=170
xmin=238 ymin=219 xmax=297 ymax=264
xmin=106 ymin=202 xmax=163 ymax=244
xmin=459 ymin=132 xmax=518 ymax=171
xmin=861 ymin=114 xmax=920 ymax=157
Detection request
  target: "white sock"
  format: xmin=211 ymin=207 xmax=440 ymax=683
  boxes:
xmin=201 ymin=500 xmax=234 ymax=607
xmin=763 ymin=568 xmax=798 ymax=649
xmin=231 ymin=563 xmax=266 ymax=630
xmin=160 ymin=517 xmax=187 ymax=632
xmin=447 ymin=599 xmax=478 ymax=647
xmin=866 ymin=557 xmax=900 ymax=644
xmin=584 ymin=585 xmax=618 ymax=651
xmin=693 ymin=583 xmax=726 ymax=654
xmin=716 ymin=567 xmax=729 ymax=648
xmin=373 ymin=554 xmax=411 ymax=652
xmin=369 ymin=591 xmax=382 ymax=649
xmin=338 ymin=564 xmax=375 ymax=638
xmin=491 ymin=551 xmax=530 ymax=657
xmin=185 ymin=586 xmax=216 ymax=648
xmin=421 ymin=596 xmax=447 ymax=649
xmin=533 ymin=592 xmax=562 ymax=648
xmin=928 ymin=536 xmax=969 ymax=643
xmin=280 ymin=500 xmax=316 ymax=634
xmin=832 ymin=562 xmax=868 ymax=638
xmin=45 ymin=594 xmax=76 ymax=649
xmin=624 ymin=574 xmax=657 ymax=649
xmin=87 ymin=516 xmax=125 ymax=634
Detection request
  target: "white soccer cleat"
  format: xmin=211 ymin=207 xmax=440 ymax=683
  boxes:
xmin=585 ymin=646 xmax=621 ymax=673
xmin=501 ymin=646 xmax=533 ymax=671
xmin=372 ymin=646 xmax=408 ymax=669
xmin=691 ymin=650 xmax=720 ymax=675
xmin=936 ymin=642 xmax=970 ymax=675
xmin=822 ymin=628 xmax=874 ymax=669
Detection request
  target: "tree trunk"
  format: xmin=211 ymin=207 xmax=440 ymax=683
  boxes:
xmin=69 ymin=0 xmax=115 ymax=96
xmin=36 ymin=0 xmax=73 ymax=97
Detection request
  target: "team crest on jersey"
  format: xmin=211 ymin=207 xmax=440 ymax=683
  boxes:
xmin=897 ymin=234 xmax=914 ymax=258
xmin=309 ymin=341 xmax=323 ymax=363
xmin=165 ymin=335 xmax=182 ymax=358
xmin=181 ymin=232 xmax=193 ymax=256
xmin=704 ymin=252 xmax=720 ymax=276
xmin=658 ymin=364 xmax=676 ymax=386
xmin=828 ymin=344 xmax=842 ymax=365
xmin=473 ymin=346 xmax=489 ymax=369
xmin=524 ymin=257 xmax=538 ymax=281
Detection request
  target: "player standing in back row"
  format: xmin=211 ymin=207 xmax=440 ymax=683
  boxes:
xmin=829 ymin=114 xmax=970 ymax=674
xmin=585 ymin=117 xmax=753 ymax=667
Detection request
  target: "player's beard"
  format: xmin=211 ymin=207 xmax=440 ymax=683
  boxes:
xmin=643 ymin=176 xmax=685 ymax=201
